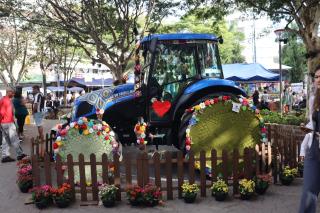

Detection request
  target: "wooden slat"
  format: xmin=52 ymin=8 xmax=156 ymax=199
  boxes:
xmin=255 ymin=144 xmax=260 ymax=175
xmin=222 ymin=150 xmax=228 ymax=183
xmin=137 ymin=153 xmax=143 ymax=187
xmin=44 ymin=154 xmax=52 ymax=185
xmin=101 ymin=154 xmax=108 ymax=184
xmin=125 ymin=153 xmax=132 ymax=187
xmin=153 ymin=152 xmax=161 ymax=189
xmin=211 ymin=149 xmax=217 ymax=183
xmin=30 ymin=138 xmax=34 ymax=156
xmin=36 ymin=140 xmax=39 ymax=157
xmin=114 ymin=154 xmax=121 ymax=201
xmin=177 ymin=151 xmax=184 ymax=199
xmin=262 ymin=142 xmax=266 ymax=173
xmin=165 ymin=152 xmax=173 ymax=200
xmin=267 ymin=142 xmax=272 ymax=175
xmin=232 ymin=149 xmax=239 ymax=195
xmin=188 ymin=151 xmax=195 ymax=184
xmin=56 ymin=154 xmax=63 ymax=187
xmin=90 ymin=154 xmax=98 ymax=201
xmin=49 ymin=134 xmax=54 ymax=160
xmin=79 ymin=154 xmax=87 ymax=201
xmin=45 ymin=134 xmax=49 ymax=155
xmin=272 ymin=140 xmax=278 ymax=184
xmin=142 ymin=152 xmax=149 ymax=186
xmin=248 ymin=148 xmax=254 ymax=179
xmin=67 ymin=154 xmax=75 ymax=200
xmin=32 ymin=155 xmax=40 ymax=186
xmin=244 ymin=148 xmax=250 ymax=179
xmin=200 ymin=150 xmax=206 ymax=197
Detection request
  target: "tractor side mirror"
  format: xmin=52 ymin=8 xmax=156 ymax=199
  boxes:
xmin=149 ymin=37 xmax=158 ymax=53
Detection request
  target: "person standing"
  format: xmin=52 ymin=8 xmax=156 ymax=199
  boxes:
xmin=32 ymin=85 xmax=45 ymax=156
xmin=252 ymin=90 xmax=260 ymax=107
xmin=0 ymin=88 xmax=26 ymax=163
xmin=299 ymin=66 xmax=320 ymax=213
xmin=13 ymin=90 xmax=29 ymax=139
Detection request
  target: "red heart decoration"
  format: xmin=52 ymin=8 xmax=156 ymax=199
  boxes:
xmin=152 ymin=100 xmax=171 ymax=117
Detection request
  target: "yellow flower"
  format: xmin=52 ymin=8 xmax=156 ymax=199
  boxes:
xmin=56 ymin=141 xmax=62 ymax=147
xmin=194 ymin=105 xmax=201 ymax=111
xmin=83 ymin=129 xmax=89 ymax=135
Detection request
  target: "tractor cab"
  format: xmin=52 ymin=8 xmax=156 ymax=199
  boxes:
xmin=136 ymin=34 xmax=225 ymax=124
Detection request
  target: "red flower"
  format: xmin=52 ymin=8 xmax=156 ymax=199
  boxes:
xmin=104 ymin=136 xmax=109 ymax=140
xmin=185 ymin=138 xmax=191 ymax=145
xmin=222 ymin=96 xmax=228 ymax=101
xmin=97 ymin=131 xmax=101 ymax=136
xmin=213 ymin=98 xmax=219 ymax=103
xmin=53 ymin=143 xmax=59 ymax=150
xmin=139 ymin=138 xmax=144 ymax=144
xmin=261 ymin=127 xmax=267 ymax=133
xmin=204 ymin=100 xmax=211 ymax=106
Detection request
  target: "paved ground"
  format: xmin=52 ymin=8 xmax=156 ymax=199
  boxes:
xmin=1 ymin=119 xmax=319 ymax=213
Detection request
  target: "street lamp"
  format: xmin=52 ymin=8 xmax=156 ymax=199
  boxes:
xmin=274 ymin=29 xmax=288 ymax=116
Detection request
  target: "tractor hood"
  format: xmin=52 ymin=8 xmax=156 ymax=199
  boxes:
xmin=72 ymin=83 xmax=135 ymax=119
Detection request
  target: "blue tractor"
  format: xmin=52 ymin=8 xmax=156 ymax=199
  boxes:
xmin=72 ymin=33 xmax=246 ymax=149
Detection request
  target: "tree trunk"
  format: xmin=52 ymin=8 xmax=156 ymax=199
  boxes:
xmin=42 ymin=70 xmax=47 ymax=97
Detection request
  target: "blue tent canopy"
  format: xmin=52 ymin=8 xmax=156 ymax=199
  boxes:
xmin=222 ymin=63 xmax=279 ymax=82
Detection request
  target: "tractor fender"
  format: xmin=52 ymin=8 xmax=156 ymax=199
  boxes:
xmin=172 ymin=79 xmax=246 ymax=121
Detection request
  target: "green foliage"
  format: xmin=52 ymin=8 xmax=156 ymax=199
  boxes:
xmin=158 ymin=15 xmax=245 ymax=64
xmin=282 ymin=32 xmax=307 ymax=83
xmin=260 ymin=109 xmax=306 ymax=126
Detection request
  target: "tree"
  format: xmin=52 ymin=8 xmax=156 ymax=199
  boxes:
xmin=158 ymin=15 xmax=245 ymax=64
xmin=0 ymin=16 xmax=35 ymax=88
xmin=282 ymin=33 xmax=307 ymax=83
xmin=23 ymin=0 xmax=178 ymax=80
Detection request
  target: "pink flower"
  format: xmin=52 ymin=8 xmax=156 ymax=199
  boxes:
xmin=186 ymin=145 xmax=191 ymax=151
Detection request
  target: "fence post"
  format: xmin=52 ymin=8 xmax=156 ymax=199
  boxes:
xmin=142 ymin=152 xmax=149 ymax=186
xmin=177 ymin=151 xmax=184 ymax=199
xmin=30 ymin=138 xmax=34 ymax=157
xmin=44 ymin=154 xmax=52 ymax=185
xmin=50 ymin=133 xmax=54 ymax=160
xmin=114 ymin=153 xmax=121 ymax=201
xmin=32 ymin=155 xmax=40 ymax=187
xmin=188 ymin=151 xmax=195 ymax=184
xmin=153 ymin=152 xmax=161 ymax=189
xmin=200 ymin=150 xmax=206 ymax=197
xmin=56 ymin=154 xmax=63 ymax=187
xmin=125 ymin=153 xmax=132 ymax=188
xmin=261 ymin=142 xmax=266 ymax=174
xmin=244 ymin=148 xmax=250 ymax=179
xmin=67 ymin=154 xmax=75 ymax=201
xmin=222 ymin=150 xmax=228 ymax=183
xmin=90 ymin=154 xmax=98 ymax=201
xmin=165 ymin=152 xmax=173 ymax=200
xmin=211 ymin=149 xmax=217 ymax=184
xmin=232 ymin=149 xmax=239 ymax=195
xmin=78 ymin=154 xmax=87 ymax=201
xmin=137 ymin=153 xmax=143 ymax=187
xmin=255 ymin=144 xmax=260 ymax=175
xmin=45 ymin=134 xmax=49 ymax=156
xmin=101 ymin=153 xmax=109 ymax=184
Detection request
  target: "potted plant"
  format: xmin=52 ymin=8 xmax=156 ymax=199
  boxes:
xmin=280 ymin=166 xmax=298 ymax=186
xmin=52 ymin=183 xmax=73 ymax=208
xmin=30 ymin=185 xmax=53 ymax=209
xmin=254 ymin=174 xmax=271 ymax=195
xmin=211 ymin=178 xmax=229 ymax=201
xmin=17 ymin=163 xmax=33 ymax=193
xmin=181 ymin=182 xmax=199 ymax=203
xmin=17 ymin=174 xmax=33 ymax=193
xmin=239 ymin=179 xmax=255 ymax=200
xmin=99 ymin=184 xmax=118 ymax=207
xmin=143 ymin=183 xmax=162 ymax=207
xmin=126 ymin=185 xmax=144 ymax=206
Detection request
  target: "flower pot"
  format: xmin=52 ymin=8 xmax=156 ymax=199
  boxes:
xmin=255 ymin=184 xmax=269 ymax=195
xmin=280 ymin=176 xmax=294 ymax=186
xmin=34 ymin=198 xmax=51 ymax=209
xmin=214 ymin=192 xmax=228 ymax=201
xmin=18 ymin=181 xmax=33 ymax=193
xmin=55 ymin=199 xmax=71 ymax=208
xmin=240 ymin=192 xmax=254 ymax=200
xmin=102 ymin=198 xmax=116 ymax=208
xmin=184 ymin=193 xmax=197 ymax=203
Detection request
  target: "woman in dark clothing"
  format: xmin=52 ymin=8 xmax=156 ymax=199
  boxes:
xmin=252 ymin=90 xmax=260 ymax=107
xmin=299 ymin=66 xmax=320 ymax=213
xmin=13 ymin=90 xmax=29 ymax=139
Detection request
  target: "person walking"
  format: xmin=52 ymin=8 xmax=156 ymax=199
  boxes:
xmin=298 ymin=65 xmax=320 ymax=213
xmin=13 ymin=90 xmax=29 ymax=139
xmin=32 ymin=85 xmax=45 ymax=156
xmin=0 ymin=87 xmax=26 ymax=163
